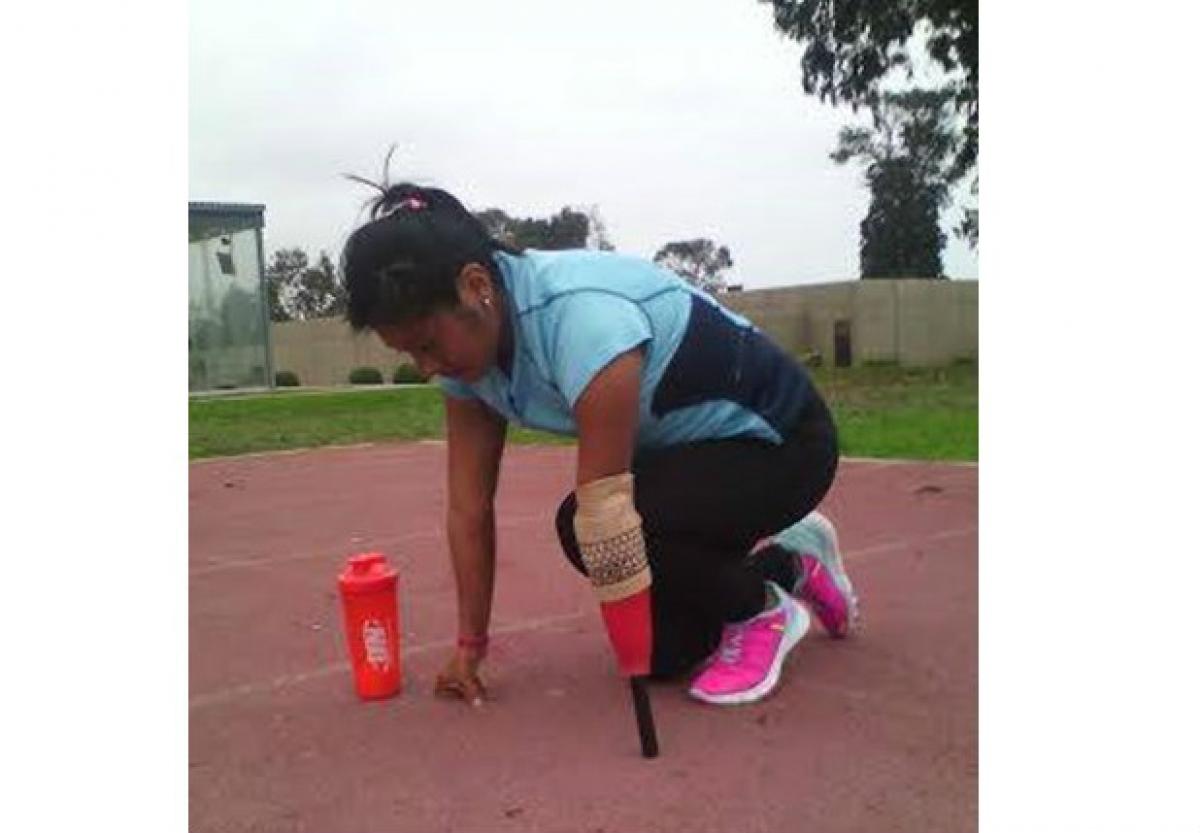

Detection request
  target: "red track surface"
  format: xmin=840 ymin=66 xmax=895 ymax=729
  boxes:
xmin=190 ymin=442 xmax=977 ymax=832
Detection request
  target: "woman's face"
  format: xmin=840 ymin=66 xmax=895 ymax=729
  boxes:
xmin=374 ymin=263 xmax=501 ymax=383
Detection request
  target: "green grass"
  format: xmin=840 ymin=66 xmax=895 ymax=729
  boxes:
xmin=809 ymin=362 xmax=977 ymax=461
xmin=190 ymin=387 xmax=445 ymax=459
xmin=189 ymin=363 xmax=976 ymax=461
xmin=188 ymin=386 xmax=570 ymax=459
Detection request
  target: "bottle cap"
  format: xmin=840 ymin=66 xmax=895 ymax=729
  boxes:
xmin=337 ymin=552 xmax=397 ymax=595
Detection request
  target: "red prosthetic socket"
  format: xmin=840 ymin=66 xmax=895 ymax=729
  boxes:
xmin=599 ymin=587 xmax=653 ymax=677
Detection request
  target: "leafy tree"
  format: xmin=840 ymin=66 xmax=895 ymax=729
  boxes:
xmin=858 ymin=159 xmax=946 ymax=277
xmin=762 ymin=0 xmax=977 ymax=240
xmin=265 ymin=248 xmax=347 ymax=321
xmin=653 ymin=239 xmax=734 ymax=292
xmin=762 ymin=0 xmax=976 ymax=176
xmin=290 ymin=251 xmax=346 ymax=320
xmin=474 ymin=209 xmax=516 ymax=246
xmin=957 ymin=175 xmax=978 ymax=248
xmin=265 ymin=248 xmax=306 ymax=322
xmin=585 ymin=205 xmax=616 ymax=251
xmin=475 ymin=206 xmax=611 ymax=251
xmin=523 ymin=208 xmax=589 ymax=250
xmin=265 ymin=274 xmax=287 ymax=323
xmin=831 ymin=88 xmax=957 ymax=277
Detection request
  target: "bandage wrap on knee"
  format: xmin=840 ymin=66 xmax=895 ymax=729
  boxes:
xmin=573 ymin=473 xmax=651 ymax=602
xmin=573 ymin=473 xmax=654 ymax=677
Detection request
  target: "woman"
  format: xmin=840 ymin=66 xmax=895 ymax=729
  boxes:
xmin=340 ymin=181 xmax=858 ymax=707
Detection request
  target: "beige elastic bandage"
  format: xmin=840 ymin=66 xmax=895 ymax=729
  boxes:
xmin=572 ymin=473 xmax=652 ymax=603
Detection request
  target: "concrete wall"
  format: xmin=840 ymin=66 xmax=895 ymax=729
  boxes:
xmin=271 ymin=317 xmax=405 ymax=386
xmin=268 ymin=279 xmax=978 ymax=386
xmin=722 ymin=279 xmax=977 ymax=368
xmin=892 ymin=279 xmax=979 ymax=367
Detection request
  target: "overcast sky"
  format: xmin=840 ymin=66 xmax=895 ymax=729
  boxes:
xmin=189 ymin=0 xmax=978 ymax=288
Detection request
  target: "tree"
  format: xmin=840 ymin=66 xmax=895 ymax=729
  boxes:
xmin=652 ymin=239 xmax=734 ymax=292
xmin=265 ymin=248 xmax=306 ymax=322
xmin=475 ymin=205 xmax=611 ymax=251
xmin=474 ymin=209 xmax=516 ymax=246
xmin=265 ymin=273 xmax=287 ymax=323
xmin=956 ymin=175 xmax=978 ymax=248
xmin=524 ymin=207 xmax=589 ymax=250
xmin=761 ymin=0 xmax=977 ymax=241
xmin=265 ymin=248 xmax=347 ymax=321
xmin=585 ymin=205 xmax=616 ymax=251
xmin=831 ymin=88 xmax=957 ymax=278
xmin=858 ymin=159 xmax=946 ymax=277
xmin=290 ymin=251 xmax=346 ymax=320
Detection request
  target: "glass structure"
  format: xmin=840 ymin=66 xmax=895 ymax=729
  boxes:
xmin=188 ymin=202 xmax=274 ymax=392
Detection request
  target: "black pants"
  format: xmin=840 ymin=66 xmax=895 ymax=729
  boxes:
xmin=555 ymin=392 xmax=839 ymax=678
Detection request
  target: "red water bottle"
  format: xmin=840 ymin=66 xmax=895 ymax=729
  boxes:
xmin=338 ymin=552 xmax=402 ymax=700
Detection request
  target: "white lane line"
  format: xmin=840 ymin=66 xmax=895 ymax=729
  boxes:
xmin=189 ymin=513 xmax=551 ymax=577
xmin=189 ymin=610 xmax=588 ymax=710
xmin=190 ymin=527 xmax=977 ymax=709
xmin=190 ymin=442 xmax=381 ymax=464
xmin=842 ymin=456 xmax=977 ymax=467
xmin=190 ymin=522 xmax=977 ymax=577
xmin=927 ymin=526 xmax=978 ymax=541
xmin=189 ymin=530 xmax=441 ymax=577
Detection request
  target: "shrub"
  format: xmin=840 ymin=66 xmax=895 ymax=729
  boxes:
xmin=799 ymin=350 xmax=823 ymax=368
xmin=348 ymin=366 xmax=384 ymax=385
xmin=392 ymin=364 xmax=424 ymax=384
xmin=274 ymin=370 xmax=301 ymax=387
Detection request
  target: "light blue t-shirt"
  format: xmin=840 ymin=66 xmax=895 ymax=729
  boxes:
xmin=435 ymin=249 xmax=811 ymax=450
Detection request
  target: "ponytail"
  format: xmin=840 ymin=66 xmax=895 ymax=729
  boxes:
xmin=341 ymin=153 xmax=520 ymax=331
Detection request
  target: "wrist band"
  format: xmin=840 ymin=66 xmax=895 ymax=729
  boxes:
xmin=457 ymin=634 xmax=489 ymax=650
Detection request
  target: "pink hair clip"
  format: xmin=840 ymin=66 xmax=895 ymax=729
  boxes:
xmin=397 ymin=195 xmax=427 ymax=211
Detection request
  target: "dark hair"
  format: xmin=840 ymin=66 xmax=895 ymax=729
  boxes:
xmin=340 ymin=173 xmax=522 ymax=331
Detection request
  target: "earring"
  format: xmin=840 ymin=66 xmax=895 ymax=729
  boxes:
xmin=482 ymin=295 xmax=492 ymax=308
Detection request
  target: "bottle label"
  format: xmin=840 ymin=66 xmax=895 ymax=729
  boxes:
xmin=362 ymin=619 xmax=391 ymax=669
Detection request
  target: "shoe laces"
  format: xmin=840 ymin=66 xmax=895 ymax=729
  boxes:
xmin=799 ymin=558 xmax=823 ymax=598
xmin=716 ymin=621 xmax=750 ymax=664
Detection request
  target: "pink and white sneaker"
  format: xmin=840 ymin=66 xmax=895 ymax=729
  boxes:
xmin=687 ymin=582 xmax=810 ymax=706
xmin=757 ymin=511 xmax=860 ymax=638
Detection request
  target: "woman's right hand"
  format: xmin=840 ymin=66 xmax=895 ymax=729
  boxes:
xmin=433 ymin=647 xmax=487 ymax=707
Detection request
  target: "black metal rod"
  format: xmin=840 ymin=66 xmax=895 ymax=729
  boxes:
xmin=629 ymin=676 xmax=659 ymax=758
